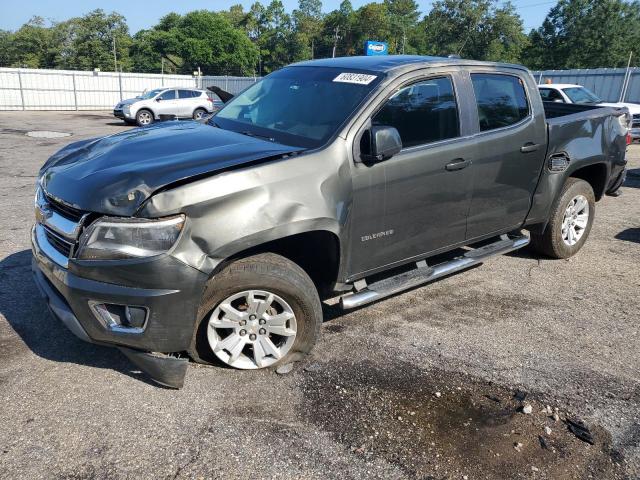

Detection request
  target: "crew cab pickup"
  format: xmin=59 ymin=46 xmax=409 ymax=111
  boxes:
xmin=32 ymin=56 xmax=628 ymax=387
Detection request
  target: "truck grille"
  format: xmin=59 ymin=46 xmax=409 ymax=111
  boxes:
xmin=46 ymin=194 xmax=85 ymax=222
xmin=35 ymin=187 xmax=89 ymax=265
xmin=43 ymin=228 xmax=74 ymax=257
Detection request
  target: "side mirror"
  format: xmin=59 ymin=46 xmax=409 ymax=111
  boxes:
xmin=364 ymin=126 xmax=402 ymax=163
xmin=155 ymin=97 xmax=162 ymax=102
xmin=553 ymin=98 xmax=564 ymax=103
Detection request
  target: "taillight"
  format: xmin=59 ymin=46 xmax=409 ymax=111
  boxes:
xmin=627 ymin=133 xmax=632 ymax=145
xmin=207 ymin=97 xmax=213 ymax=102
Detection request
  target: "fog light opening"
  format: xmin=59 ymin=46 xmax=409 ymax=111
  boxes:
xmin=90 ymin=302 xmax=148 ymax=333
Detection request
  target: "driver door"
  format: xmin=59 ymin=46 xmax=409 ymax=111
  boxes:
xmin=154 ymin=89 xmax=178 ymax=116
xmin=348 ymin=73 xmax=476 ymax=276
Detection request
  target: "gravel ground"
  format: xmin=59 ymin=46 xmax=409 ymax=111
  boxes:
xmin=0 ymin=111 xmax=638 ymax=480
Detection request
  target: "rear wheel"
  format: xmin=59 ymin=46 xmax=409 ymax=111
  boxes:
xmin=135 ymin=109 xmax=154 ymax=127
xmin=190 ymin=253 xmax=322 ymax=369
xmin=530 ymin=178 xmax=595 ymax=259
xmin=192 ymin=108 xmax=207 ymax=120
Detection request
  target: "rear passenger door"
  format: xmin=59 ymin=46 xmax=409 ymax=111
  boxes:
xmin=464 ymin=72 xmax=547 ymax=240
xmin=155 ymin=89 xmax=178 ymax=116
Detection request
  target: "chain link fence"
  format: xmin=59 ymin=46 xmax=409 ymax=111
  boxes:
xmin=0 ymin=68 xmax=260 ymax=111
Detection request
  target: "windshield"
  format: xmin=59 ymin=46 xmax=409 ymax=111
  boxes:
xmin=562 ymin=87 xmax=602 ymax=104
xmin=212 ymin=66 xmax=383 ymax=148
xmin=137 ymin=88 xmax=164 ymax=100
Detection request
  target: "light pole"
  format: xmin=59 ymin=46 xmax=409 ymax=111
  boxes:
xmin=332 ymin=26 xmax=341 ymax=58
xmin=112 ymin=34 xmax=118 ymax=72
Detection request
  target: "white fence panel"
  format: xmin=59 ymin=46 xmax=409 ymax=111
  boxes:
xmin=0 ymin=68 xmax=260 ymax=110
xmin=0 ymin=69 xmax=22 ymax=110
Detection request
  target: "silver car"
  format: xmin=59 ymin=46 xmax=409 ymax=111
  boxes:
xmin=113 ymin=87 xmax=215 ymax=126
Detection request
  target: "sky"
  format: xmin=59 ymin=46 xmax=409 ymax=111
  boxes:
xmin=0 ymin=0 xmax=555 ymax=33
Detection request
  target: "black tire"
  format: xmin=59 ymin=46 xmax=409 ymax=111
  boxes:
xmin=189 ymin=253 xmax=322 ymax=369
xmin=530 ymin=178 xmax=595 ymax=259
xmin=135 ymin=109 xmax=154 ymax=127
xmin=192 ymin=108 xmax=207 ymax=120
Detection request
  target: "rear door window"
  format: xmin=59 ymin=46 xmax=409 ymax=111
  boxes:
xmin=372 ymin=76 xmax=459 ymax=148
xmin=178 ymin=90 xmax=194 ymax=99
xmin=470 ymin=74 xmax=529 ymax=131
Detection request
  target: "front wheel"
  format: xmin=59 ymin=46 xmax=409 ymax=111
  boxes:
xmin=190 ymin=253 xmax=322 ymax=369
xmin=135 ymin=109 xmax=154 ymax=127
xmin=530 ymin=178 xmax=595 ymax=259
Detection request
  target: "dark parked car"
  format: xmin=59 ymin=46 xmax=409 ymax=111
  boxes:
xmin=33 ymin=56 xmax=628 ymax=387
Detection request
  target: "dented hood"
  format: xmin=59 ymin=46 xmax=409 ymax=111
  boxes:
xmin=40 ymin=121 xmax=303 ymax=216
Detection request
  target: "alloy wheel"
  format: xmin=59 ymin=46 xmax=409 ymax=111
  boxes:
xmin=207 ymin=290 xmax=297 ymax=369
xmin=138 ymin=111 xmax=152 ymax=125
xmin=561 ymin=194 xmax=589 ymax=246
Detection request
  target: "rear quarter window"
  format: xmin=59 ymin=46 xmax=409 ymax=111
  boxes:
xmin=471 ymin=73 xmax=529 ymax=131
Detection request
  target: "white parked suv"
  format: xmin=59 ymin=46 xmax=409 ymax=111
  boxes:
xmin=114 ymin=87 xmax=215 ymax=126
xmin=538 ymin=83 xmax=640 ymax=141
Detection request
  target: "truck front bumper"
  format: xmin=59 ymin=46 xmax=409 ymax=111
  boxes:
xmin=31 ymin=225 xmax=207 ymax=387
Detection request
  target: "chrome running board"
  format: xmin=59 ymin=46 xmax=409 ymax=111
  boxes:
xmin=339 ymin=234 xmax=530 ymax=310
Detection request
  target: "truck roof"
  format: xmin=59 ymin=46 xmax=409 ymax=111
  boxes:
xmin=291 ymin=55 xmax=529 ymax=74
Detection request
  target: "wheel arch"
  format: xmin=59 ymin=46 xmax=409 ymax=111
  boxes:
xmin=525 ymin=160 xmax=609 ymax=233
xmin=568 ymin=162 xmax=608 ymax=201
xmin=208 ymin=229 xmax=342 ymax=298
xmin=136 ymin=107 xmax=156 ymax=120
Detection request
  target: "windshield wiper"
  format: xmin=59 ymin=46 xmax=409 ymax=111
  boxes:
xmin=239 ymin=130 xmax=275 ymax=142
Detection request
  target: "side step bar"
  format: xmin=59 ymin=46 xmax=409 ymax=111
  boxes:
xmin=339 ymin=234 xmax=529 ymax=310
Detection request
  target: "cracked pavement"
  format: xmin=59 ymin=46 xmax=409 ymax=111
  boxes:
xmin=0 ymin=112 xmax=638 ymax=479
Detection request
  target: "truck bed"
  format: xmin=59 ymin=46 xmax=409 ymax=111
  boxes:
xmin=525 ymin=102 xmax=629 ymax=227
xmin=542 ymin=101 xmax=602 ymax=119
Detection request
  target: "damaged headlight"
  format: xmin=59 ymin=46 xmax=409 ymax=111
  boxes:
xmin=77 ymin=215 xmax=185 ymax=260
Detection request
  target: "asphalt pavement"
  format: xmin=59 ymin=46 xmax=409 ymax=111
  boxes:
xmin=0 ymin=112 xmax=638 ymax=479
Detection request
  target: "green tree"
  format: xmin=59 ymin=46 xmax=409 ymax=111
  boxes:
xmin=222 ymin=4 xmax=248 ymax=28
xmin=293 ymin=0 xmax=324 ymax=59
xmin=130 ymin=10 xmax=259 ymax=75
xmin=317 ymin=0 xmax=355 ymax=57
xmin=0 ymin=30 xmax=14 ymax=67
xmin=257 ymin=0 xmax=298 ymax=73
xmin=57 ymin=10 xmax=132 ymax=71
xmin=384 ymin=0 xmax=420 ymax=54
xmin=417 ymin=0 xmax=527 ymax=62
xmin=522 ymin=0 xmax=640 ymax=69
xmin=7 ymin=16 xmax=63 ymax=68
xmin=352 ymin=3 xmax=393 ymax=53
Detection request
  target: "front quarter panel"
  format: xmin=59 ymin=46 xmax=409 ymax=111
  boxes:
xmin=139 ymin=140 xmax=353 ymax=277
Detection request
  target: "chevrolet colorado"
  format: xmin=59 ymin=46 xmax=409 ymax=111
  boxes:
xmin=32 ymin=56 xmax=629 ymax=387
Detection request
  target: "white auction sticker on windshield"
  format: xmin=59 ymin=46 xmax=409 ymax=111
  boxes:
xmin=333 ymin=73 xmax=377 ymax=85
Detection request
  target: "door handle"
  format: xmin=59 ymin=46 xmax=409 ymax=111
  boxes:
xmin=445 ymin=158 xmax=471 ymax=171
xmin=520 ymin=142 xmax=541 ymax=153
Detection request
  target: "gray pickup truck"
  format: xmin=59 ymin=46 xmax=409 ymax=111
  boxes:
xmin=32 ymin=56 xmax=628 ymax=387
